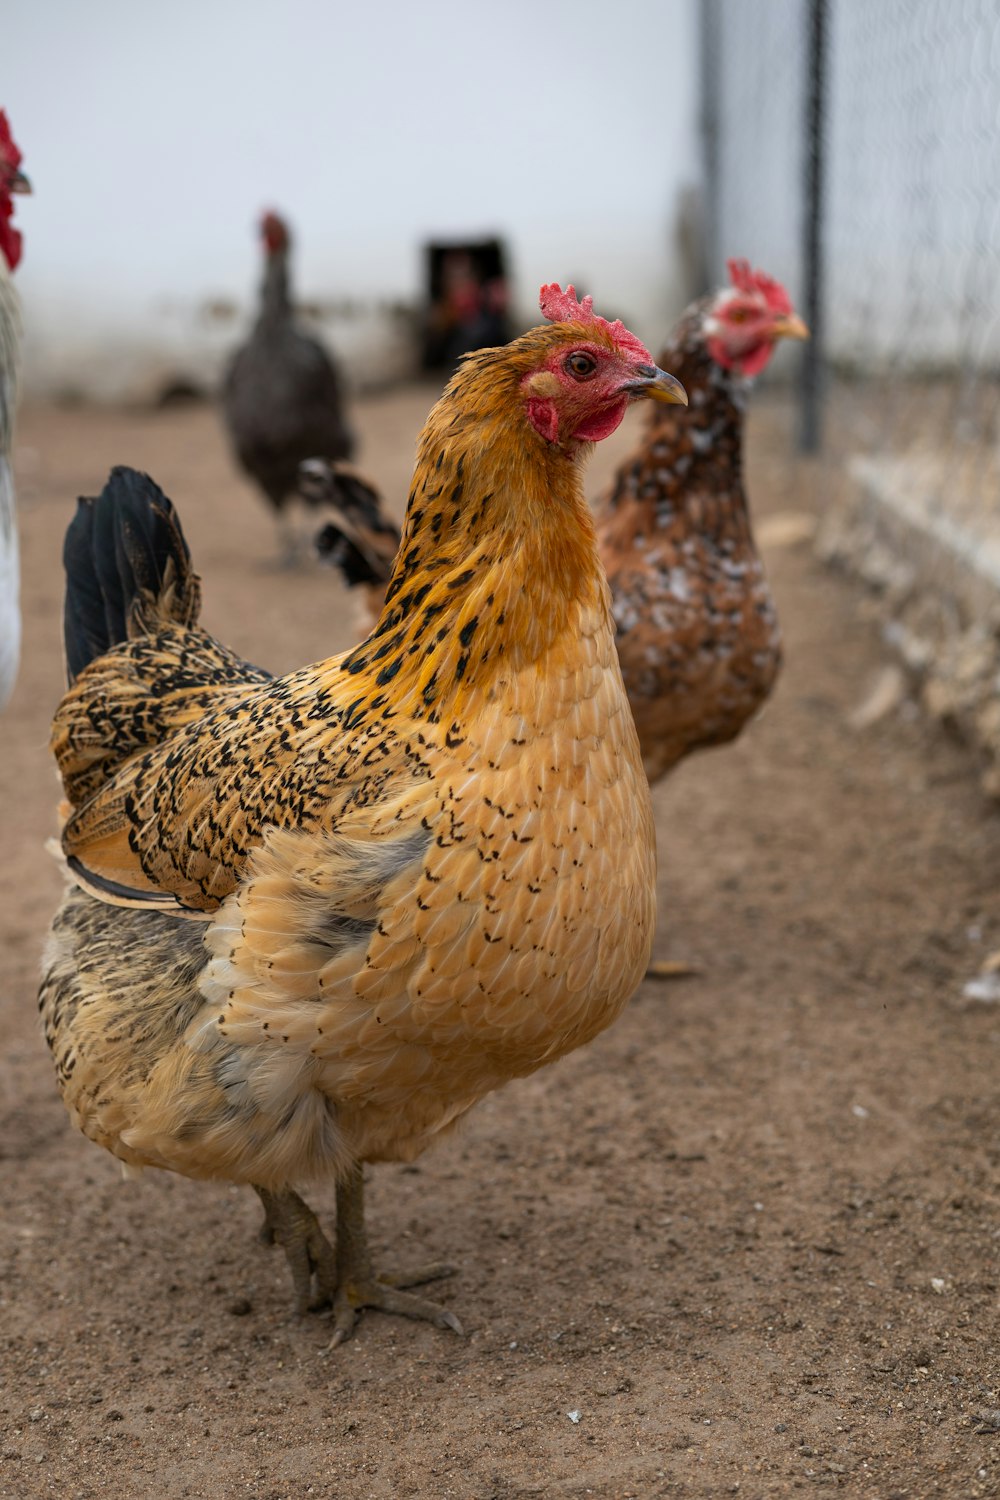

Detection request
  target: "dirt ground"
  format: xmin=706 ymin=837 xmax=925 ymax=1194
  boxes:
xmin=1 ymin=389 xmax=999 ymax=1500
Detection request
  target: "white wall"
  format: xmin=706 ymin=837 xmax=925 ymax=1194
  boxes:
xmin=5 ymin=0 xmax=701 ymax=401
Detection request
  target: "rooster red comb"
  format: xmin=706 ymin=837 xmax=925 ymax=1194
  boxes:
xmin=0 ymin=111 xmax=22 ymax=173
xmin=539 ymin=283 xmax=652 ymax=363
xmin=260 ymin=210 xmax=291 ymax=254
xmin=0 ymin=109 xmax=26 ymax=273
xmin=727 ymin=259 xmax=793 ymax=316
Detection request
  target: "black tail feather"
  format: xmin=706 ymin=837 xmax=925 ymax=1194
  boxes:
xmin=299 ymin=458 xmax=401 ymax=590
xmin=62 ymin=467 xmax=199 ymax=684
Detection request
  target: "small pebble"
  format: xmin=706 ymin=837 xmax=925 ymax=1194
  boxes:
xmin=567 ymin=1409 xmax=581 ymax=1424
xmin=228 ymin=1297 xmax=253 ymax=1316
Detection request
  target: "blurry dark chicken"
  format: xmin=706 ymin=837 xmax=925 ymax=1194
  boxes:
xmin=222 ymin=212 xmax=354 ymax=560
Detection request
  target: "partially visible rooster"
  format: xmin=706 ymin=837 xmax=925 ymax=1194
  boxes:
xmin=596 ymin=260 xmax=808 ymax=785
xmin=222 ymin=212 xmax=354 ymax=561
xmin=0 ymin=111 xmax=31 ymax=709
xmin=41 ymin=285 xmax=685 ymax=1343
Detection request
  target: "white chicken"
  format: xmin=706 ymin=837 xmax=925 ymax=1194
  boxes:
xmin=0 ymin=110 xmax=31 ymax=709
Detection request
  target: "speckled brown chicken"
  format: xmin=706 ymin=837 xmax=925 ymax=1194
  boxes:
xmin=39 ymin=286 xmax=686 ymax=1344
xmin=595 ymin=261 xmax=808 ymax=786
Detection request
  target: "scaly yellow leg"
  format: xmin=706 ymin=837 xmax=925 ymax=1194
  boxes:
xmin=327 ymin=1165 xmax=463 ymax=1347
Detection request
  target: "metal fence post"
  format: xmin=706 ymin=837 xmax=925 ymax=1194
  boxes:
xmin=800 ymin=0 xmax=829 ymax=454
xmin=699 ymin=0 xmax=721 ymax=293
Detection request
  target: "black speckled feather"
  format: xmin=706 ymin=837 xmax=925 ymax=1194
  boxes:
xmin=62 ymin=467 xmax=200 ymax=685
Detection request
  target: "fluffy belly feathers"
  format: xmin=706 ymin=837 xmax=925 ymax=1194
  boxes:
xmin=40 ymin=647 xmax=655 ymax=1187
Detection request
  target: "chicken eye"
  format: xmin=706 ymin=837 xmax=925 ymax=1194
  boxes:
xmin=564 ymin=351 xmax=598 ymax=381
xmin=728 ymin=308 xmax=749 ymax=323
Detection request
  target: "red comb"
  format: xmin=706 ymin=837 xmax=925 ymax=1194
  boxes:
xmin=727 ymin=259 xmax=793 ymax=315
xmin=539 ymin=283 xmax=652 ymax=363
xmin=0 ymin=112 xmax=24 ymax=271
xmin=0 ymin=111 xmax=22 ymax=173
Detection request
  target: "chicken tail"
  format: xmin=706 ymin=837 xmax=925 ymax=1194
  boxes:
xmin=62 ymin=466 xmax=201 ymax=685
xmin=299 ymin=458 xmax=400 ymax=590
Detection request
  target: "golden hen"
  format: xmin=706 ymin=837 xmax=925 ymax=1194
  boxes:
xmin=40 ymin=286 xmax=685 ymax=1343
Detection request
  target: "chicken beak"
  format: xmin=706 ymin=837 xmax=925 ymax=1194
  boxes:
xmin=8 ymin=170 xmax=31 ymax=195
xmin=771 ymin=313 xmax=809 ymax=341
xmin=627 ymin=364 xmax=689 ymax=406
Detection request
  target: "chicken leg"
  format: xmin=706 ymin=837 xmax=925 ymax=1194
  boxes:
xmin=327 ymin=1165 xmax=463 ymax=1347
xmin=255 ymin=1185 xmax=339 ymax=1313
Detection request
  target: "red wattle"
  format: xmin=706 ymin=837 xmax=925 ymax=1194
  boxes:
xmin=708 ymin=333 xmax=774 ymax=378
xmin=572 ymin=399 xmax=627 ymax=443
xmin=738 ymin=340 xmax=775 ymax=378
xmin=0 ymin=204 xmax=22 ymax=273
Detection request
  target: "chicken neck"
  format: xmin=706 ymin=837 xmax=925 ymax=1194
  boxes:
xmin=257 ymin=246 xmax=291 ymax=329
xmin=338 ymin=357 xmax=611 ymax=723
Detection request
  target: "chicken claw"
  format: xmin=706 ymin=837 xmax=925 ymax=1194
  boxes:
xmin=254 ymin=1185 xmax=339 ymax=1313
xmin=326 ymin=1166 xmax=463 ymax=1348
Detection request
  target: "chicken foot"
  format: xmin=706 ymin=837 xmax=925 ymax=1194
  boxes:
xmin=327 ymin=1165 xmax=463 ymax=1347
xmin=254 ymin=1185 xmax=339 ymax=1313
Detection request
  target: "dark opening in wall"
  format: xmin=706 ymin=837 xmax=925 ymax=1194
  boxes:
xmin=421 ymin=237 xmax=511 ymax=372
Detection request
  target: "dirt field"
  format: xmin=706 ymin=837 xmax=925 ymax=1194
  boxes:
xmin=2 ymin=390 xmax=998 ymax=1499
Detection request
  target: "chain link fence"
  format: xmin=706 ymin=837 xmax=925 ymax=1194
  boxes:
xmin=702 ymin=0 xmax=1000 ymax=792
xmin=704 ymin=0 xmax=1000 ymax=394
